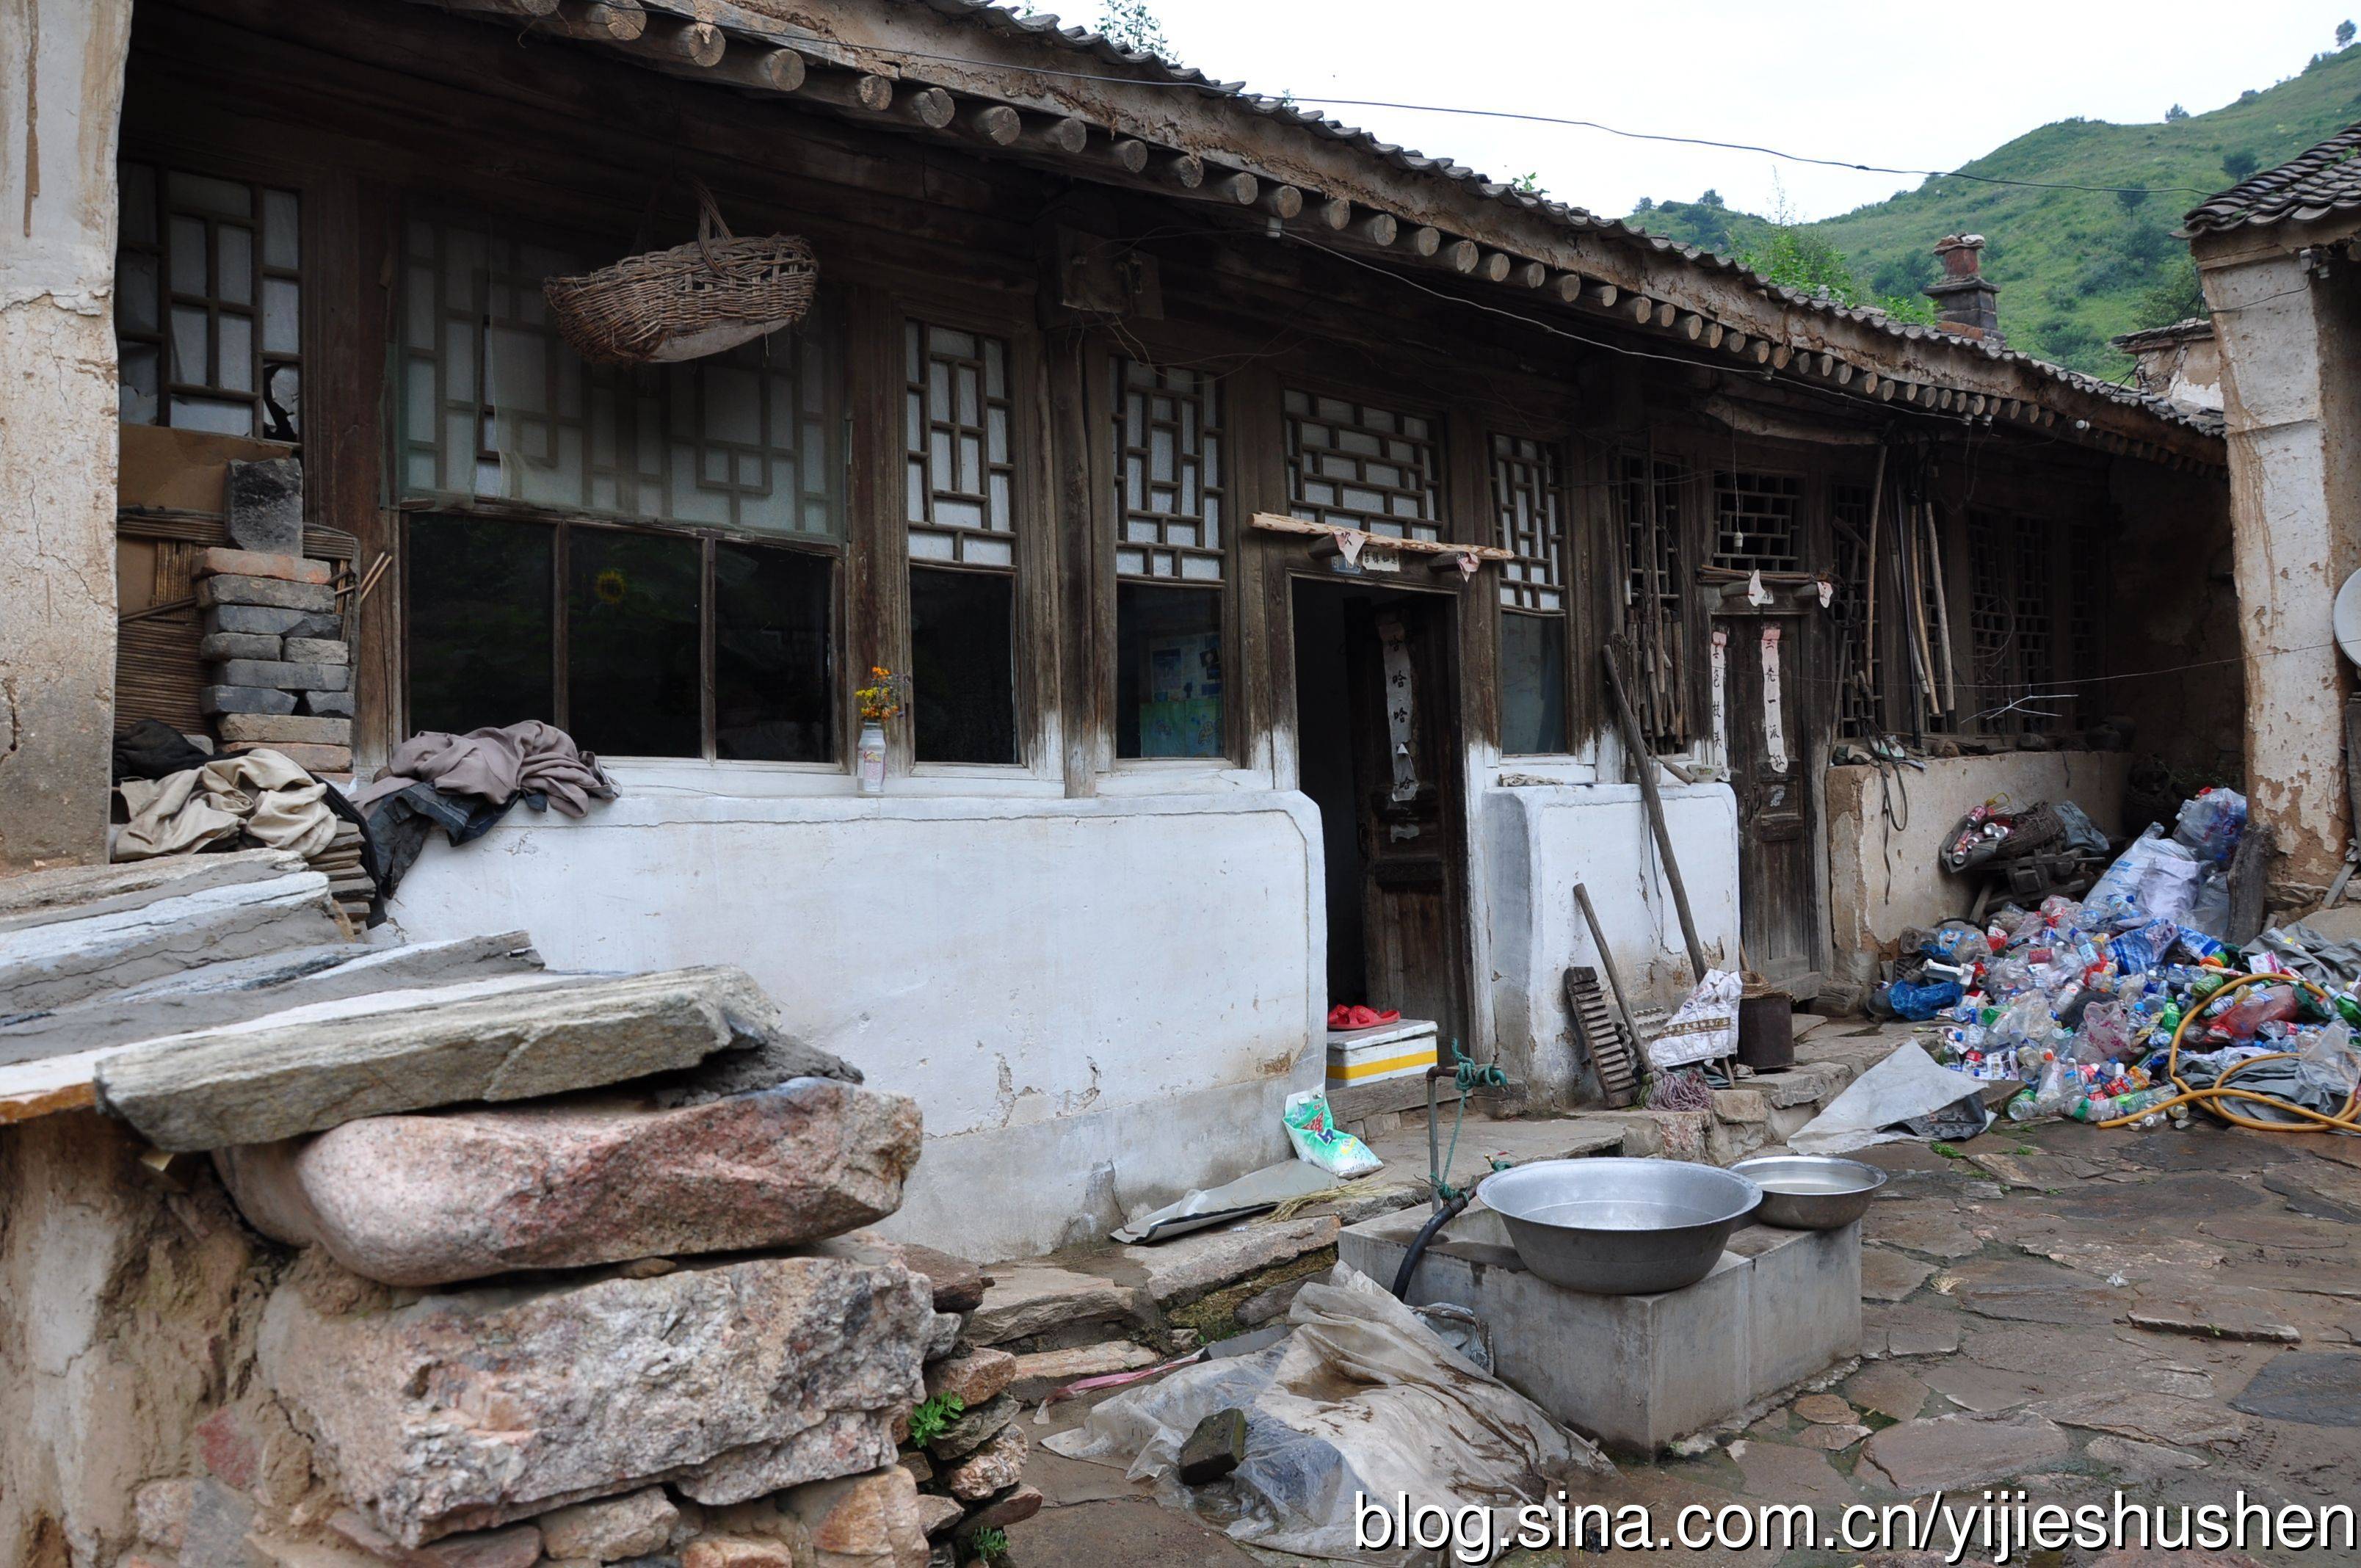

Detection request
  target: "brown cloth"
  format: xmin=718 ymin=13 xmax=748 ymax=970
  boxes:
xmin=115 ymin=749 xmax=339 ymax=861
xmin=349 ymin=722 xmax=616 ymax=817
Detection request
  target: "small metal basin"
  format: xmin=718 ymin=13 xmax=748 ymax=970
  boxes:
xmin=1730 ymin=1155 xmax=1887 ymax=1230
xmin=1476 ymin=1158 xmax=1763 ymax=1296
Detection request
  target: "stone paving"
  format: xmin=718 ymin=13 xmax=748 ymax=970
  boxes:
xmin=1012 ymin=1113 xmax=2361 ymax=1567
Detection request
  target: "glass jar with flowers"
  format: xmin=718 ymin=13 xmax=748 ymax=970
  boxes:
xmin=853 ymin=666 xmax=910 ymax=794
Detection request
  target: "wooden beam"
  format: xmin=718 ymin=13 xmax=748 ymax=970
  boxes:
xmin=1588 ymin=282 xmax=1620 ymax=310
xmin=1109 ymin=137 xmax=1149 ymax=174
xmin=1250 ymin=512 xmax=1513 ymax=561
xmin=964 ymin=102 xmax=1020 ymax=145
xmin=1404 ymin=225 xmax=1442 ymax=258
xmin=1475 ymin=250 xmax=1512 ymax=283
xmin=795 ymin=69 xmax=895 ymax=114
xmin=1031 ymin=114 xmax=1089 ymax=155
xmin=1442 ymin=238 xmax=1479 ymax=273
xmin=1355 ymin=211 xmax=1399 ymax=245
xmin=1768 ymin=343 xmax=1792 ymax=369
xmin=534 ymin=0 xmax=645 ymax=41
xmin=1628 ymin=295 xmax=1653 ymax=324
xmin=639 ymin=14 xmax=722 ymax=66
xmin=1722 ymin=330 xmax=1747 ymax=356
xmin=1704 ymin=321 xmax=1724 ymax=349
xmin=1208 ymin=170 xmax=1258 ymax=206
xmin=1675 ymin=311 xmax=1703 ymax=341
xmin=439 ymin=0 xmax=562 ymax=16
xmin=1509 ymin=258 xmax=1547 ymax=288
xmin=1158 ymin=151 xmax=1205 ymax=189
xmin=1653 ymin=300 xmax=1676 ymax=328
xmin=1310 ymin=197 xmax=1353 ymax=231
xmin=1255 ymin=183 xmax=1303 ymax=219
xmin=899 ymin=85 xmax=955 ymax=130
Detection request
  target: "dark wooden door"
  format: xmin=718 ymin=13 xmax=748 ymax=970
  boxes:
xmin=1343 ymin=595 xmax=1468 ymax=1040
xmin=1716 ymin=608 xmax=1823 ymax=981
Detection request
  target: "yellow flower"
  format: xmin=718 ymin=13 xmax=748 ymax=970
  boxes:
xmin=593 ymin=567 xmax=628 ymax=606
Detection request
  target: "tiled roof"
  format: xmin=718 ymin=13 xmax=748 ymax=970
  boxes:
xmin=2183 ymin=120 xmax=2361 ymax=234
xmin=887 ymin=0 xmax=2214 ymax=435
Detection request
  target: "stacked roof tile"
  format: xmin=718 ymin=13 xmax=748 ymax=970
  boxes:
xmin=2183 ymin=120 xmax=2361 ymax=235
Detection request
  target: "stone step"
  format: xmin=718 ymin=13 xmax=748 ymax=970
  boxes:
xmin=965 ymin=1264 xmax=1158 ymax=1347
xmin=0 ymin=846 xmax=308 ymax=934
xmin=0 ymin=868 xmax=344 ymax=1016
xmin=94 ymin=965 xmax=804 ymax=1150
xmin=1065 ymin=1215 xmax=1341 ymax=1310
xmin=1004 ymin=1341 xmax=1163 ymax=1401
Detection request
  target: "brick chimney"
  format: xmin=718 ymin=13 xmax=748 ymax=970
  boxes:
xmin=1924 ymin=233 xmax=2003 ymax=344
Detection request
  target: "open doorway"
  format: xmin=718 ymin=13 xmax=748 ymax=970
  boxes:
xmin=1291 ymin=578 xmax=1470 ymax=1044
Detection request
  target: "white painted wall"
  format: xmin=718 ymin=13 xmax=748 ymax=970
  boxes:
xmin=1824 ymin=752 xmax=2130 ymax=982
xmin=1478 ymin=781 xmax=1742 ymax=1106
xmin=388 ymin=784 xmax=1325 ymax=1261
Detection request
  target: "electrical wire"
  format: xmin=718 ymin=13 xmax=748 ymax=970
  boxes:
xmin=847 ymin=40 xmax=2222 ymax=199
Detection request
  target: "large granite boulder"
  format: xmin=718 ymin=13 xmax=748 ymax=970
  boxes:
xmin=261 ymin=1253 xmax=932 ymax=1546
xmin=218 ymin=1078 xmax=921 ymax=1285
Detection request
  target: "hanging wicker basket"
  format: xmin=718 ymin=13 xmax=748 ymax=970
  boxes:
xmin=544 ymin=182 xmax=817 ymax=366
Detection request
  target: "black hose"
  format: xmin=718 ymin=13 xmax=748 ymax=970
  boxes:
xmin=1391 ymin=1188 xmax=1471 ymax=1299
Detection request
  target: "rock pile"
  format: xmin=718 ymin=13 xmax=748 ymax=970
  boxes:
xmin=196 ymin=458 xmax=352 ymax=773
xmin=0 ymin=850 xmax=1021 ymax=1568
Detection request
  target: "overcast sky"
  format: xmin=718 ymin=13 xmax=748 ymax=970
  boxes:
xmin=1114 ymin=1 xmax=2353 ymax=222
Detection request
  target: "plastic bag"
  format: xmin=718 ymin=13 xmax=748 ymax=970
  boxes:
xmin=2088 ymin=824 xmax=2203 ymax=925
xmin=1885 ymin=977 xmax=1963 ymax=1021
xmin=2172 ymin=788 xmax=2247 ymax=865
xmin=1282 ymin=1090 xmax=1382 ymax=1177
xmin=2053 ymin=799 xmax=2111 ymax=856
xmin=2296 ymin=1020 xmax=2361 ymax=1104
xmin=1043 ymin=1266 xmax=1610 ymax=1564
xmin=1647 ymin=968 xmax=1742 ymax=1070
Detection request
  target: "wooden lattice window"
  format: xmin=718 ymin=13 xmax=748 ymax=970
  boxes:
xmin=2067 ymin=523 xmax=2103 ymax=728
xmin=1620 ymin=454 xmax=1689 ymax=751
xmin=116 ymin=161 xmax=302 ymax=438
xmin=1114 ymin=359 xmax=1224 ymax=583
xmin=2013 ymin=517 xmax=2056 ymax=733
xmin=1492 ymin=434 xmax=1567 ymax=752
xmin=1283 ymin=389 xmax=1442 ymax=543
xmin=1491 ymin=434 xmax=1564 ymax=611
xmin=1832 ymin=483 xmax=1879 ymax=740
xmin=396 ymin=215 xmax=843 ymax=536
xmin=905 ymin=320 xmax=1017 ymax=567
xmin=1712 ymin=471 xmax=1802 ymax=573
xmin=1966 ymin=508 xmax=2016 ymax=731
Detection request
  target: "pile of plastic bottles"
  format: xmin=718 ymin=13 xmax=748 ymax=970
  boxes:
xmin=1891 ymin=788 xmax=2361 ymax=1128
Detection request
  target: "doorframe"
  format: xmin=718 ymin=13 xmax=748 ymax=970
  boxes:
xmin=1280 ymin=566 xmax=1479 ymax=1050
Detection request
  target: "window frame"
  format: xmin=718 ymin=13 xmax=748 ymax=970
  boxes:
xmin=387 ymin=197 xmax=852 ymax=767
xmin=1106 ymin=352 xmax=1236 ymax=768
xmin=1487 ymin=426 xmax=1575 ymax=757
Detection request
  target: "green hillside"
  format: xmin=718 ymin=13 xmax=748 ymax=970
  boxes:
xmin=1622 ymin=43 xmax=2361 ymax=376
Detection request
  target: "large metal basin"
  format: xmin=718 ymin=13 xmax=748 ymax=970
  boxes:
xmin=1477 ymin=1158 xmax=1762 ymax=1295
xmin=1729 ymin=1155 xmax=1886 ymax=1230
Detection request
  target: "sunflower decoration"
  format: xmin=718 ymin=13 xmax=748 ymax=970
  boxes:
xmin=855 ymin=664 xmax=912 ymax=723
xmin=592 ymin=567 xmax=628 ymax=606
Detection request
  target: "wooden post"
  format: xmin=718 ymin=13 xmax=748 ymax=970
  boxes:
xmin=1603 ymin=640 xmax=1709 ymax=983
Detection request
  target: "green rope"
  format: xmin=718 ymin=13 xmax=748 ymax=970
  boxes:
xmin=1429 ymin=1038 xmax=1511 ymax=1203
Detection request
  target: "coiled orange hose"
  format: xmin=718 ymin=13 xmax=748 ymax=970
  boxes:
xmin=2095 ymin=970 xmax=2361 ymax=1133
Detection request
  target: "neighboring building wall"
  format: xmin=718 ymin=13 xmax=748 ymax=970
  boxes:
xmin=1826 ymin=751 xmax=2130 ymax=980
xmin=0 ymin=0 xmax=131 ymax=871
xmin=2104 ymin=459 xmax=2242 ymax=784
xmin=1480 ymin=780 xmax=1742 ymax=1103
xmin=388 ymin=785 xmax=1324 ymax=1261
xmin=2199 ymin=235 xmax=2361 ymax=892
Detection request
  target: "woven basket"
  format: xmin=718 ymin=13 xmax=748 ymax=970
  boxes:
xmin=544 ymin=183 xmax=817 ymax=366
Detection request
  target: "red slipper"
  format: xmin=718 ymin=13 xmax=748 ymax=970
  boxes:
xmin=1343 ymin=1005 xmax=1402 ymax=1029
xmin=1327 ymin=1004 xmax=1354 ymax=1030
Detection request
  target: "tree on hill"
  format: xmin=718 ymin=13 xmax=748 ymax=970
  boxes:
xmin=2132 ymin=255 xmax=2209 ymax=330
xmin=2339 ymin=19 xmax=2356 ymax=48
xmin=2166 ymin=104 xmax=2191 ymax=121
xmin=2222 ymin=148 xmax=2262 ymax=181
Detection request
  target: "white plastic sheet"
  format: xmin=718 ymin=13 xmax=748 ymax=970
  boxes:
xmin=1789 ymin=1042 xmax=1993 ymax=1154
xmin=1045 ymin=1266 xmax=1611 ymax=1563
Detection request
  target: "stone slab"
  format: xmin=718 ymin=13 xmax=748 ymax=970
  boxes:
xmin=215 ymin=658 xmax=352 ymax=692
xmin=1855 ymin=1410 xmax=2071 ymax=1494
xmin=1098 ymin=1215 xmax=1340 ymax=1307
xmin=284 ymin=636 xmax=351 ymax=664
xmin=0 ymin=870 xmax=341 ymax=1017
xmin=201 ymin=684 xmax=300 ymax=716
xmin=199 ymin=631 xmax=285 ymax=662
xmin=966 ymin=1265 xmax=1157 ymax=1346
xmin=222 ymin=740 xmax=354 ymax=773
xmin=200 ymin=546 xmax=331 ymax=585
xmin=537 ymin=1488 xmax=678 ymax=1561
xmin=261 ymin=1252 xmax=932 ymax=1546
xmin=218 ymin=713 xmax=355 ymax=747
xmin=0 ymin=847 xmax=306 ymax=933
xmin=226 ymin=457 xmax=304 ymax=554
xmin=0 ymin=932 xmax=537 ymax=1065
xmin=303 ymin=689 xmax=357 ymax=717
xmin=198 ymin=574 xmax=337 ymax=613
xmin=217 ymin=1075 xmax=923 ymax=1286
xmin=95 ymin=965 xmax=802 ymax=1150
xmin=1005 ymin=1341 xmax=1162 ymax=1401
xmin=206 ymin=604 xmax=317 ymax=637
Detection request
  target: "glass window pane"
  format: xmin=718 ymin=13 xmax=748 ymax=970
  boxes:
xmin=406 ymin=515 xmax=555 ymax=735
xmin=169 ymin=306 xmax=209 ymax=385
xmin=262 ymin=277 xmax=300 ymax=355
xmin=120 ymin=344 xmax=159 ymax=424
xmin=168 ymin=217 xmax=207 ymax=296
xmin=1500 ymin=611 xmax=1567 ymax=755
xmin=168 ymin=170 xmax=251 ymax=217
xmin=714 ymin=542 xmax=833 ymax=763
xmin=217 ymin=226 xmax=253 ymax=305
xmin=910 ymin=565 xmax=1015 ymax=764
xmin=567 ymin=529 xmax=702 ymax=758
xmin=1116 ymin=583 xmax=1223 ymax=760
xmin=262 ymin=189 xmax=300 ymax=270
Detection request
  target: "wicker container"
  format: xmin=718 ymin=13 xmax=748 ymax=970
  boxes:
xmin=544 ymin=184 xmax=817 ymax=366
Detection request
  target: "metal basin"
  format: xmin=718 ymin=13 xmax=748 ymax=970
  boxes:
xmin=1476 ymin=1158 xmax=1763 ymax=1296
xmin=1729 ymin=1155 xmax=1887 ymax=1230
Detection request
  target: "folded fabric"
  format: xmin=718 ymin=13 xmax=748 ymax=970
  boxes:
xmin=350 ymin=720 xmax=615 ymax=817
xmin=115 ymin=749 xmax=338 ymax=862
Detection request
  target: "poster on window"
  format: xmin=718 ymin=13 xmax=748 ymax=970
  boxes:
xmin=1142 ymin=632 xmax=1222 ymax=758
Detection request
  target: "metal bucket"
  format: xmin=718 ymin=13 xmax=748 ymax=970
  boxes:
xmin=1477 ymin=1158 xmax=1763 ymax=1295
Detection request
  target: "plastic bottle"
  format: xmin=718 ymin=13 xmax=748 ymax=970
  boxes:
xmin=2072 ymin=1085 xmax=2175 ymax=1122
xmin=2205 ymin=984 xmax=2300 ymax=1044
